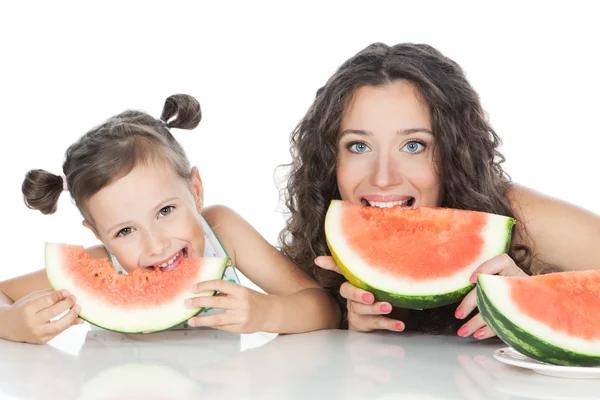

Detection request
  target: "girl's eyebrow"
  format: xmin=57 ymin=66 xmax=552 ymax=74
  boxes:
xmin=340 ymin=128 xmax=433 ymax=137
xmin=153 ymin=197 xmax=180 ymax=210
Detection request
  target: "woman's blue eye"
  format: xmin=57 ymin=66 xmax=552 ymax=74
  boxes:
xmin=348 ymin=142 xmax=371 ymax=153
xmin=403 ymin=141 xmax=425 ymax=153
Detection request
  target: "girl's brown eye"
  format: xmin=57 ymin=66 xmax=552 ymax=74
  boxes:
xmin=159 ymin=206 xmax=173 ymax=216
xmin=117 ymin=227 xmax=133 ymax=237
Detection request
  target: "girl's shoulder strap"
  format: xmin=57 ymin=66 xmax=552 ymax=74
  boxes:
xmin=199 ymin=213 xmax=240 ymax=284
xmin=101 ymin=245 xmax=127 ymax=275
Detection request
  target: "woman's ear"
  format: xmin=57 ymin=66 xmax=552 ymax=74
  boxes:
xmin=190 ymin=166 xmax=204 ymax=212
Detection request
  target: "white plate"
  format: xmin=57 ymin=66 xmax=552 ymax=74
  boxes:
xmin=493 ymin=347 xmax=600 ymax=379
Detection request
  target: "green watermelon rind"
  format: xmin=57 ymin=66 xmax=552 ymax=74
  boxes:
xmin=45 ymin=243 xmax=229 ymax=334
xmin=326 ymin=201 xmax=515 ymax=310
xmin=477 ymin=276 xmax=600 ymax=367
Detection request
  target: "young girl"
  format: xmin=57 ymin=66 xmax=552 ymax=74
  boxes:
xmin=278 ymin=42 xmax=600 ymax=339
xmin=0 ymin=94 xmax=340 ymax=344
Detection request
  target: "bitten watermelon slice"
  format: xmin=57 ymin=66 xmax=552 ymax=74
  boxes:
xmin=45 ymin=243 xmax=228 ymax=333
xmin=477 ymin=271 xmax=600 ymax=366
xmin=324 ymin=200 xmax=514 ymax=309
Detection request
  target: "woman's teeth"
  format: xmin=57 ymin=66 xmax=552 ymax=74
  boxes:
xmin=365 ymin=198 xmax=414 ymax=208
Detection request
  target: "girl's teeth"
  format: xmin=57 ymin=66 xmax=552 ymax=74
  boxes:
xmin=157 ymin=252 xmax=180 ymax=268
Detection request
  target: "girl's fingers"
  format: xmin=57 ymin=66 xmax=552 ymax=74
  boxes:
xmin=191 ymin=279 xmax=242 ymax=296
xmin=36 ymin=295 xmax=76 ymax=323
xmin=39 ymin=305 xmax=81 ymax=337
xmin=185 ymin=295 xmax=239 ymax=310
xmin=188 ymin=312 xmax=239 ymax=328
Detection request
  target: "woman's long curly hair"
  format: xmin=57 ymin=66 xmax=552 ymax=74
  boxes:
xmin=278 ymin=42 xmax=532 ymax=334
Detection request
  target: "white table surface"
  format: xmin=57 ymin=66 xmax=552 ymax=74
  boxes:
xmin=1 ymin=323 xmax=599 ymax=400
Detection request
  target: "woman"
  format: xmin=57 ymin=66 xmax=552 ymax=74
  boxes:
xmin=278 ymin=42 xmax=600 ymax=339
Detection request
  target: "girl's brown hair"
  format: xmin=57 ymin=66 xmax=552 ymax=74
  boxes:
xmin=22 ymin=94 xmax=201 ymax=224
xmin=278 ymin=42 xmax=532 ymax=333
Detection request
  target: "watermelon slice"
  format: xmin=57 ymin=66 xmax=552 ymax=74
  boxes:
xmin=477 ymin=271 xmax=600 ymax=366
xmin=45 ymin=243 xmax=228 ymax=333
xmin=324 ymin=200 xmax=514 ymax=309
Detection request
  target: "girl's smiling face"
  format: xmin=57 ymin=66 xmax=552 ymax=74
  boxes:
xmin=84 ymin=161 xmax=205 ymax=274
xmin=336 ymin=80 xmax=443 ymax=209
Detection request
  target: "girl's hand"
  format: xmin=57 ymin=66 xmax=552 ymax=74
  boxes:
xmin=185 ymin=280 xmax=272 ymax=333
xmin=455 ymin=254 xmax=527 ymax=340
xmin=0 ymin=289 xmax=82 ymax=344
xmin=315 ymin=256 xmax=405 ymax=333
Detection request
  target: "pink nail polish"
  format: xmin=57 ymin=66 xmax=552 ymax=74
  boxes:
xmin=470 ymin=274 xmax=477 ymax=283
xmin=457 ymin=326 xmax=469 ymax=337
xmin=474 ymin=330 xmax=485 ymax=339
xmin=362 ymin=293 xmax=374 ymax=303
xmin=455 ymin=307 xmax=464 ymax=319
xmin=380 ymin=303 xmax=392 ymax=313
xmin=394 ymin=322 xmax=404 ymax=331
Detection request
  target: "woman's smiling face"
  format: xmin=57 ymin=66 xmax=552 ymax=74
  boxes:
xmin=336 ymin=80 xmax=443 ymax=209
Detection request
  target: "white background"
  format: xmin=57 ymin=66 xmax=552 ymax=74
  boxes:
xmin=0 ymin=1 xmax=598 ymax=283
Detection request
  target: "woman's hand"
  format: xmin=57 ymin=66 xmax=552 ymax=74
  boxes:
xmin=455 ymin=253 xmax=526 ymax=340
xmin=315 ymin=256 xmax=405 ymax=332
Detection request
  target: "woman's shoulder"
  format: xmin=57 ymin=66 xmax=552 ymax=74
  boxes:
xmin=506 ymin=183 xmax=600 ymax=272
xmin=506 ymin=183 xmax=598 ymax=223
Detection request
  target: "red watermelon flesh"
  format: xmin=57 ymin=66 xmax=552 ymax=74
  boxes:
xmin=325 ymin=200 xmax=514 ymax=309
xmin=45 ymin=243 xmax=228 ymax=333
xmin=342 ymin=205 xmax=487 ymax=279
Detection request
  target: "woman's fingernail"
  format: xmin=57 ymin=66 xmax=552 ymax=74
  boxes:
xmin=187 ymin=319 xmax=196 ymax=327
xmin=380 ymin=303 xmax=392 ymax=313
xmin=61 ymin=290 xmax=70 ymax=297
xmin=74 ymin=305 xmax=81 ymax=313
xmin=185 ymin=299 xmax=192 ymax=306
xmin=457 ymin=326 xmax=469 ymax=337
xmin=362 ymin=293 xmax=374 ymax=303
xmin=394 ymin=322 xmax=405 ymax=331
xmin=474 ymin=329 xmax=485 ymax=339
xmin=190 ymin=284 xmax=197 ymax=292
xmin=470 ymin=274 xmax=477 ymax=283
xmin=455 ymin=307 xmax=464 ymax=319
